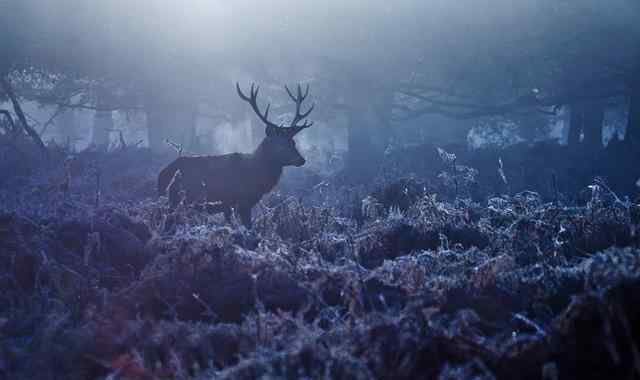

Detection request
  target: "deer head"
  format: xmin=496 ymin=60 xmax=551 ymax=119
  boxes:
xmin=237 ymin=82 xmax=314 ymax=167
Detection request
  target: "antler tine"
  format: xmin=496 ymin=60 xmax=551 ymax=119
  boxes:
xmin=236 ymin=82 xmax=250 ymax=101
xmin=285 ymin=83 xmax=315 ymax=129
xmin=297 ymin=84 xmax=310 ymax=101
xmin=299 ymin=103 xmax=315 ymax=119
xmin=285 ymin=85 xmax=297 ymax=102
xmin=285 ymin=84 xmax=310 ymax=102
xmin=236 ymin=82 xmax=279 ymax=128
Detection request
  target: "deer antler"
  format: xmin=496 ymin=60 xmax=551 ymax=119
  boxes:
xmin=237 ymin=82 xmax=314 ymax=137
xmin=236 ymin=82 xmax=280 ymax=129
xmin=285 ymin=84 xmax=315 ymax=135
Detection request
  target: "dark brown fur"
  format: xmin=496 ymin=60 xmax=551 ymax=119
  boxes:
xmin=158 ymin=82 xmax=314 ymax=227
xmin=157 ymin=135 xmax=305 ymax=227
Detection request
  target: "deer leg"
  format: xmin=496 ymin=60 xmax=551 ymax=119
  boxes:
xmin=238 ymin=205 xmax=252 ymax=228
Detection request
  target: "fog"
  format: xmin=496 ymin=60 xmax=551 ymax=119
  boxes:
xmin=2 ymin=0 xmax=639 ymax=162
xmin=4 ymin=3 xmax=640 ymax=378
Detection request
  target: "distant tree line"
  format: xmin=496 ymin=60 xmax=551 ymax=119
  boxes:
xmin=1 ymin=0 xmax=639 ymax=169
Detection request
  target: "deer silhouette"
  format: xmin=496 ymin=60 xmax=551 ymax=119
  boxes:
xmin=157 ymin=82 xmax=314 ymax=227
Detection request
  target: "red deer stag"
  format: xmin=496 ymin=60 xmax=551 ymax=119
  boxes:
xmin=157 ymin=82 xmax=315 ymax=227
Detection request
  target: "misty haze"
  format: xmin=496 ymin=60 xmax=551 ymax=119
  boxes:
xmin=1 ymin=1 xmax=640 ymax=379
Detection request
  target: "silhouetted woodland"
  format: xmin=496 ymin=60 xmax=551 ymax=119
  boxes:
xmin=2 ymin=1 xmax=640 ymax=379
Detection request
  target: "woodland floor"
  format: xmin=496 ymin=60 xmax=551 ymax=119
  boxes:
xmin=1 ymin=143 xmax=640 ymax=380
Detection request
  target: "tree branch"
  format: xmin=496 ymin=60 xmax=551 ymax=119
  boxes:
xmin=53 ymin=102 xmax=143 ymax=112
xmin=392 ymin=86 xmax=628 ymax=122
xmin=0 ymin=110 xmax=17 ymax=134
xmin=31 ymin=94 xmax=143 ymax=112
xmin=197 ymin=111 xmax=231 ymax=123
xmin=39 ymin=105 xmax=67 ymax=135
xmin=398 ymin=90 xmax=486 ymax=109
xmin=0 ymin=77 xmax=48 ymax=153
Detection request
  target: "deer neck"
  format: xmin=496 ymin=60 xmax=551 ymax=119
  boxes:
xmin=252 ymin=140 xmax=284 ymax=176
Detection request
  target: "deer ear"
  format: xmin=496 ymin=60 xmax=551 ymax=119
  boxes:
xmin=265 ymin=125 xmax=277 ymax=137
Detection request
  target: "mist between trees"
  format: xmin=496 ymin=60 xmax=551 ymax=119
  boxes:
xmin=4 ymin=2 xmax=640 ymax=379
xmin=1 ymin=0 xmax=639 ymax=167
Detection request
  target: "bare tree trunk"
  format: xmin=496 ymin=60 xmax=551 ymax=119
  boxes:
xmin=0 ymin=77 xmax=47 ymax=153
xmin=568 ymin=103 xmax=583 ymax=147
xmin=92 ymin=110 xmax=112 ymax=148
xmin=0 ymin=109 xmax=17 ymax=135
xmin=229 ymin=102 xmax=256 ymax=153
xmin=145 ymin=97 xmax=197 ymax=155
xmin=91 ymin=88 xmax=114 ymax=148
xmin=568 ymin=101 xmax=604 ymax=149
xmin=182 ymin=108 xmax=198 ymax=152
xmin=453 ymin=120 xmax=474 ymax=145
xmin=582 ymin=101 xmax=605 ymax=150
xmin=346 ymin=104 xmax=384 ymax=180
xmin=146 ymin=101 xmax=172 ymax=154
xmin=344 ymin=78 xmax=389 ymax=180
xmin=626 ymin=62 xmax=640 ymax=144
xmin=56 ymin=109 xmax=78 ymax=143
xmin=57 ymin=108 xmax=78 ymax=147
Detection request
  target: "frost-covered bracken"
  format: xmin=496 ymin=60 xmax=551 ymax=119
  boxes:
xmin=2 ymin=2 xmax=640 ymax=378
xmin=1 ymin=144 xmax=639 ymax=380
